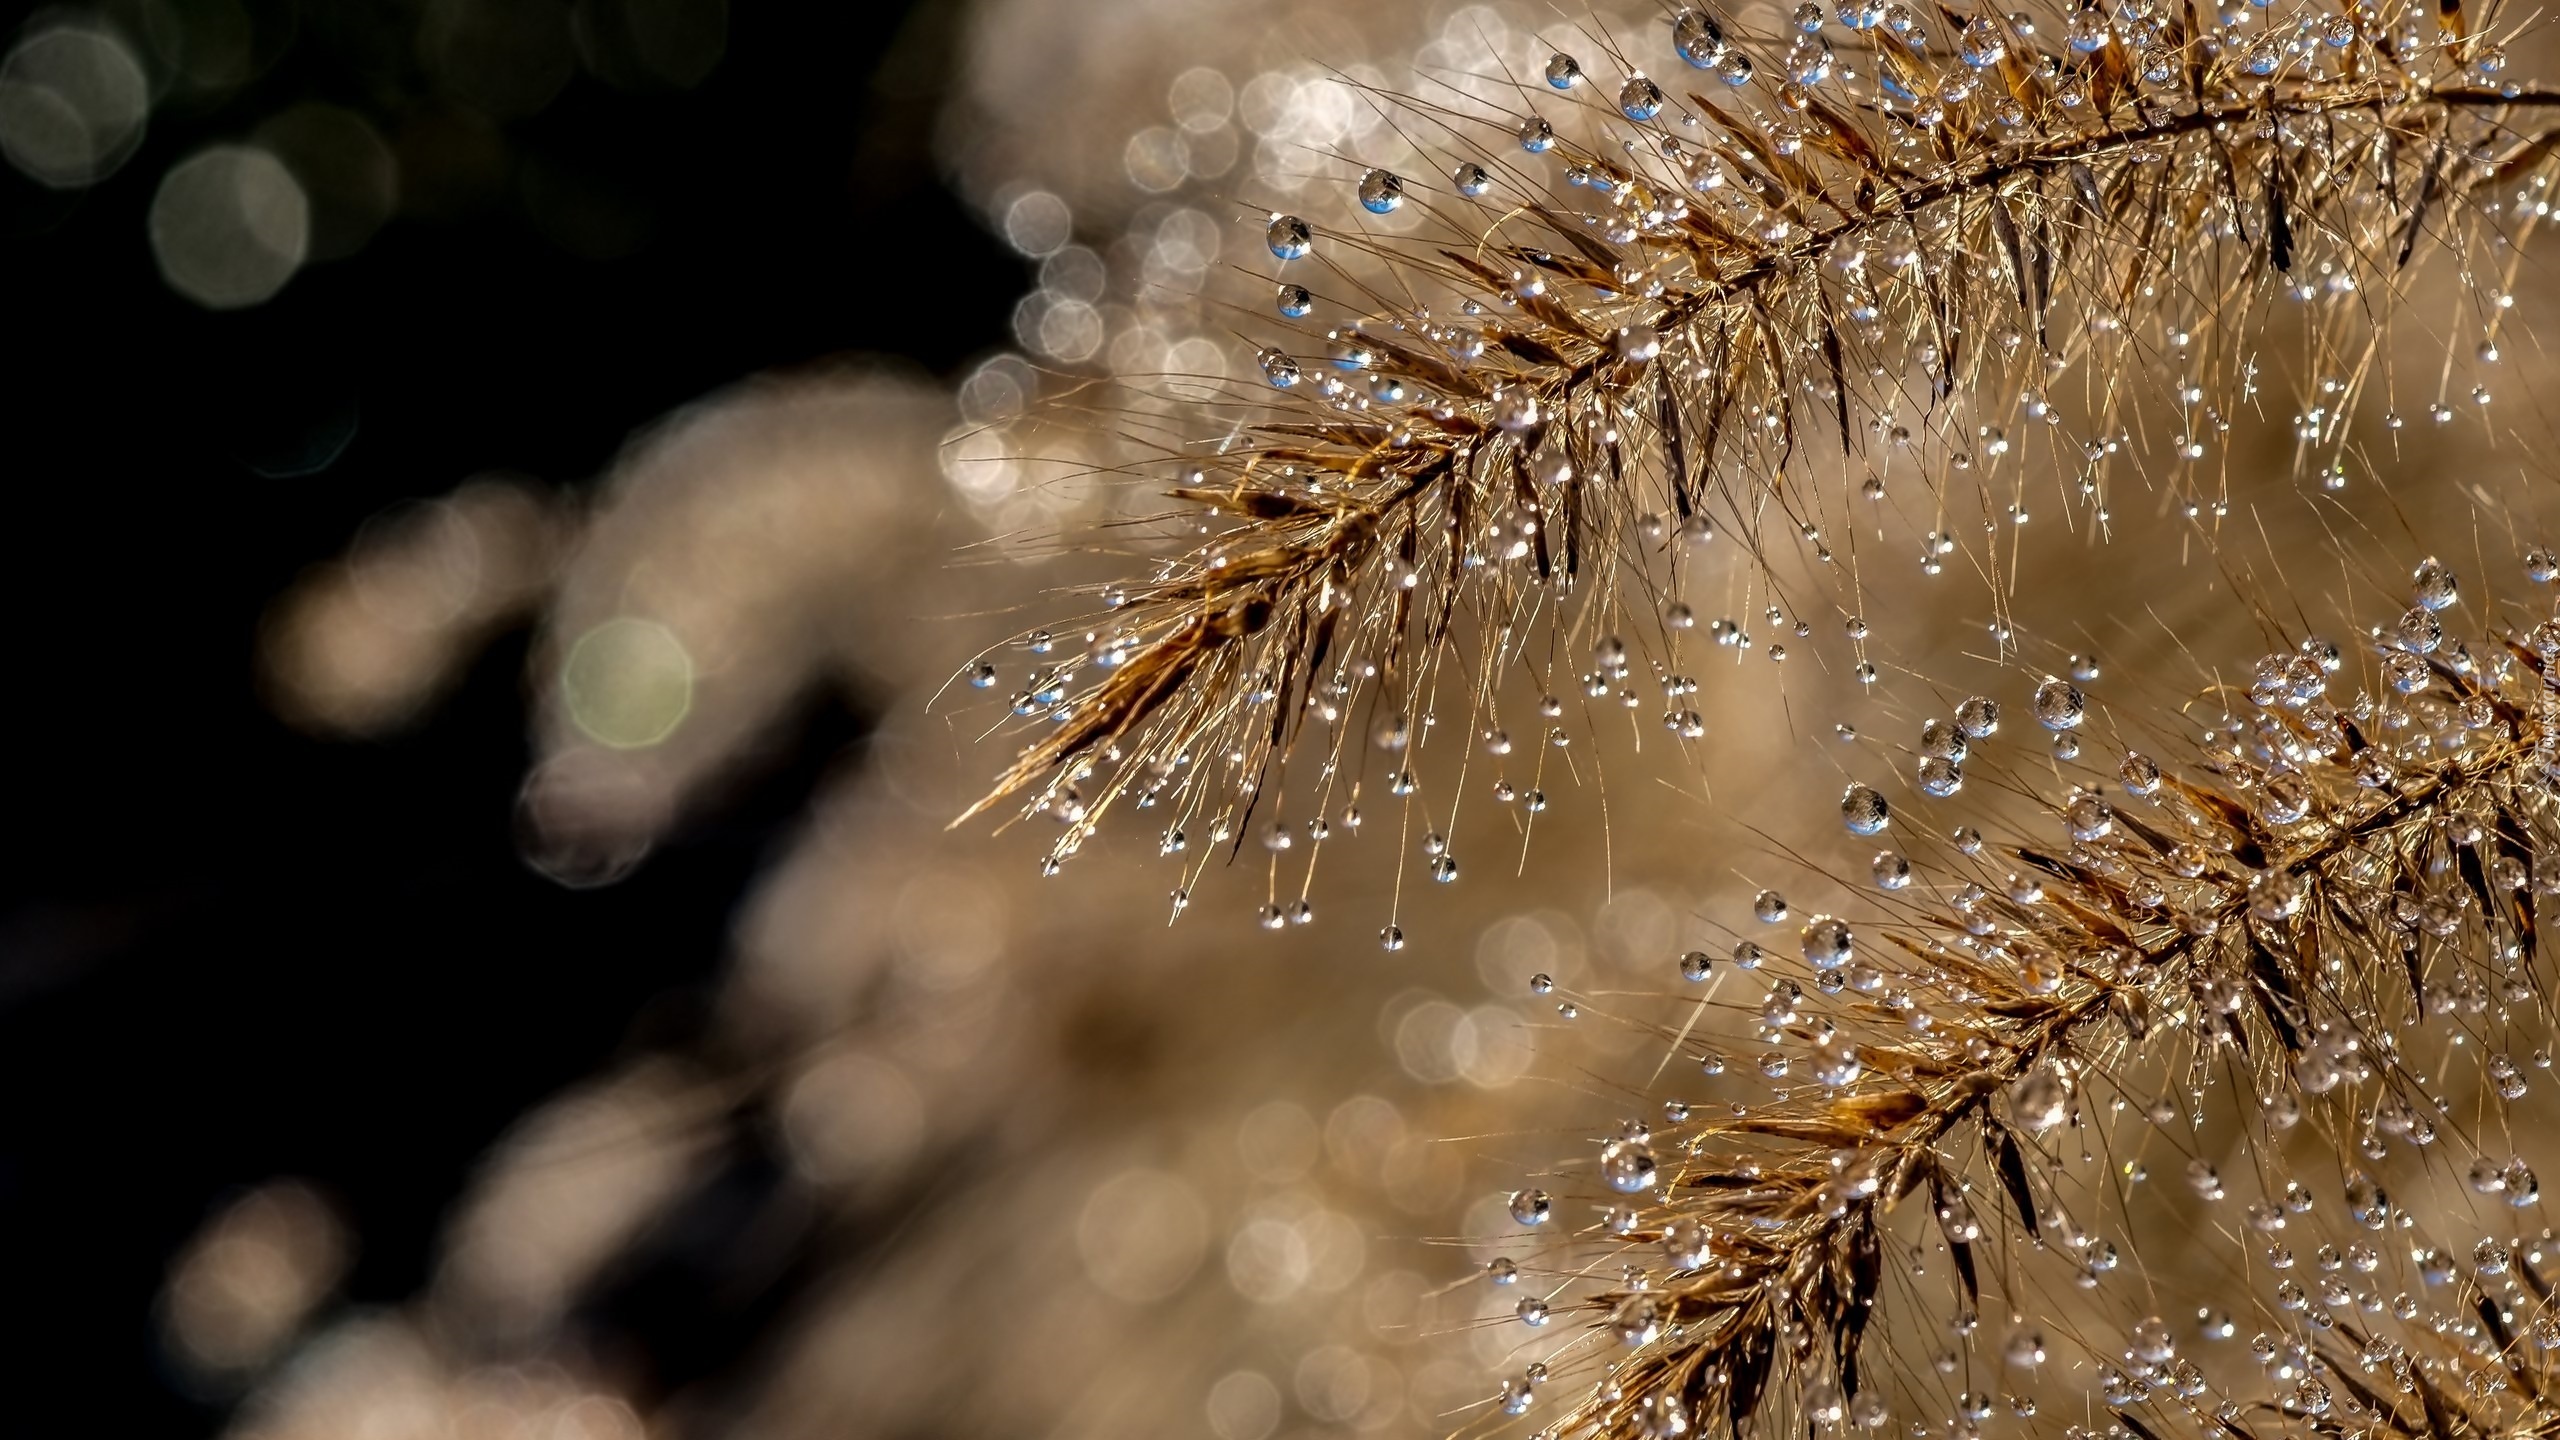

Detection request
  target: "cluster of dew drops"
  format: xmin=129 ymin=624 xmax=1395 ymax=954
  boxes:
xmin=1459 ymin=547 xmax=2560 ymax=1436
xmin=958 ymin=0 xmax=2549 ymax=947
xmin=1241 ymin=0 xmax=2527 ymax=409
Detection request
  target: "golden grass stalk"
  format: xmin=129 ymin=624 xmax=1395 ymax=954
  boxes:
xmin=1490 ymin=579 xmax=2560 ymax=1439
xmin=960 ymin=0 xmax=2560 ymax=891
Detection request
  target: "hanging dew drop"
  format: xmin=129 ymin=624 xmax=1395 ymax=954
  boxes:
xmin=1674 ymin=9 xmax=1728 ymax=66
xmin=2033 ymin=677 xmax=2086 ymax=730
xmin=1356 ymin=168 xmax=1404 ymax=214
xmin=1265 ymin=213 xmax=1311 ymax=259
xmin=1841 ymin=783 xmax=1890 ymax=834
xmin=1619 ymin=74 xmax=1666 ymax=119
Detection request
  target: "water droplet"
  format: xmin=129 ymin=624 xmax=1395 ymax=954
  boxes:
xmin=2010 ymin=1067 xmax=2067 ymax=1132
xmin=1618 ymin=74 xmax=1666 ymax=119
xmin=2411 ymin=556 xmax=2458 ymax=612
xmin=1960 ymin=15 xmax=2007 ymax=64
xmin=1601 ymin=1138 xmax=1658 ymax=1193
xmin=1265 ymin=213 xmax=1311 ymax=260
xmin=1674 ymin=9 xmax=1729 ymax=66
xmin=2396 ymin=606 xmax=2443 ymax=654
xmin=1801 ymin=917 xmax=1853 ymax=969
xmin=1662 ymin=1217 xmax=1710 ymax=1268
xmin=1356 ymin=168 xmax=1404 ymax=214
xmin=2033 ymin=677 xmax=2085 ymax=730
xmin=1492 ymin=387 xmax=1540 ymax=431
xmin=1841 ymin=783 xmax=1890 ymax=834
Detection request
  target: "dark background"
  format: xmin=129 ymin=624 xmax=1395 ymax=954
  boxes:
xmin=0 ymin=1 xmax=1012 ymax=1429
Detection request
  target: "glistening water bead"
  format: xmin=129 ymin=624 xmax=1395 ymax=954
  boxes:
xmin=1674 ymin=8 xmax=1728 ymax=65
xmin=1619 ymin=75 xmax=1666 ymax=120
xmin=1356 ymin=168 xmax=1403 ymax=214
xmin=1264 ymin=213 xmax=1310 ymax=260
xmin=2412 ymin=556 xmax=2458 ymax=611
xmin=1841 ymin=783 xmax=1890 ymax=834
xmin=2033 ymin=677 xmax=2086 ymax=730
xmin=1800 ymin=917 xmax=1852 ymax=969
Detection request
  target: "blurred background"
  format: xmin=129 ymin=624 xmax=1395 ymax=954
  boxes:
xmin=0 ymin=1 xmax=1017 ymax=1431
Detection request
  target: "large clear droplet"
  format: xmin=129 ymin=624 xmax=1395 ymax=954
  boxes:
xmin=1800 ymin=916 xmax=1853 ymax=969
xmin=2010 ymin=1066 xmax=2067 ymax=1132
xmin=1960 ymin=16 xmax=2006 ymax=65
xmin=2411 ymin=556 xmax=2458 ymax=611
xmin=1356 ymin=167 xmax=1404 ymax=214
xmin=1674 ymin=9 xmax=1728 ymax=66
xmin=1601 ymin=1138 xmax=1658 ymax=1193
xmin=1618 ymin=74 xmax=1666 ymax=119
xmin=1265 ymin=213 xmax=1311 ymax=259
xmin=2033 ymin=677 xmax=2085 ymax=730
xmin=1841 ymin=783 xmax=1889 ymax=834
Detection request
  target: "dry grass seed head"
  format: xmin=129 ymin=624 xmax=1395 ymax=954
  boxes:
xmin=960 ymin=0 xmax=2560 ymax=923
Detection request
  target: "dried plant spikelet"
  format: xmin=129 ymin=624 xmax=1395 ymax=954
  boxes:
xmin=1483 ymin=558 xmax=2560 ymax=1440
xmin=954 ymin=0 xmax=2560 ymax=904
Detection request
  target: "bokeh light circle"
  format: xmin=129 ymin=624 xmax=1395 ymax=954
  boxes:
xmin=560 ymin=617 xmax=694 ymax=749
xmin=0 ymin=25 xmax=149 ymax=188
xmin=149 ymin=145 xmax=310 ymax=309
